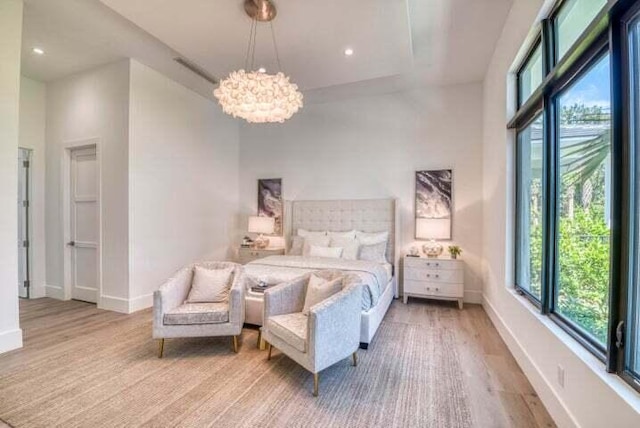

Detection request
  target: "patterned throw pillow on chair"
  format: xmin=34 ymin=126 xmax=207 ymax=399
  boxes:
xmin=186 ymin=266 xmax=234 ymax=303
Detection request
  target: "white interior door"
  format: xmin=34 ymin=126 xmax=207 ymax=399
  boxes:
xmin=18 ymin=148 xmax=31 ymax=299
xmin=69 ymin=146 xmax=99 ymax=303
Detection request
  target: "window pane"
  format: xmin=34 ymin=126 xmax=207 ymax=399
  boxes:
xmin=555 ymin=0 xmax=607 ymax=62
xmin=628 ymin=16 xmax=640 ymax=380
xmin=556 ymin=54 xmax=611 ymax=345
xmin=516 ymin=115 xmax=544 ymax=300
xmin=518 ymin=43 xmax=543 ymax=107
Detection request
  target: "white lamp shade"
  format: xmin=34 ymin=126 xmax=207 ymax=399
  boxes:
xmin=248 ymin=216 xmax=275 ymax=234
xmin=416 ymin=218 xmax=451 ymax=240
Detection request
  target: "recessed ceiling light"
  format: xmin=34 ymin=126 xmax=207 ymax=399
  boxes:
xmin=32 ymin=47 xmax=44 ymax=55
xmin=344 ymin=48 xmax=354 ymax=56
xmin=258 ymin=67 xmax=266 ymax=73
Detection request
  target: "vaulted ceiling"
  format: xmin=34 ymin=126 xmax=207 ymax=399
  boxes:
xmin=21 ymin=0 xmax=513 ymax=98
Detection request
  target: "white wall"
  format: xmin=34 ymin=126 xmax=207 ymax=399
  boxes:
xmin=239 ymin=83 xmax=485 ymax=303
xmin=19 ymin=76 xmax=46 ymax=298
xmin=0 ymin=0 xmax=23 ymax=353
xmin=45 ymin=60 xmax=130 ymax=308
xmin=482 ymin=0 xmax=640 ymax=426
xmin=128 ymin=60 xmax=239 ymax=311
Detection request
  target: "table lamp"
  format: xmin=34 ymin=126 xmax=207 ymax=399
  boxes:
xmin=416 ymin=218 xmax=450 ymax=258
xmin=248 ymin=216 xmax=275 ymax=249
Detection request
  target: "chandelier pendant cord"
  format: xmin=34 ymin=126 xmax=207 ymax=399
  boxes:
xmin=244 ymin=17 xmax=257 ymax=71
xmin=250 ymin=17 xmax=258 ymax=70
xmin=270 ymin=21 xmax=282 ymax=72
xmin=243 ymin=16 xmax=282 ymax=73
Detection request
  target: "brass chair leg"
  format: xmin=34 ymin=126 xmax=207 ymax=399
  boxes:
xmin=232 ymin=335 xmax=239 ymax=353
xmin=352 ymin=351 xmax=357 ymax=367
xmin=158 ymin=338 xmax=165 ymax=359
xmin=267 ymin=342 xmax=273 ymax=360
xmin=313 ymin=373 xmax=319 ymax=397
xmin=257 ymin=330 xmax=262 ymax=349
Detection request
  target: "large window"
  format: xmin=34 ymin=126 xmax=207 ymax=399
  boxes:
xmin=555 ymin=54 xmax=612 ymax=346
xmin=516 ymin=115 xmax=544 ymax=301
xmin=628 ymin=11 xmax=640 ymax=384
xmin=554 ymin=0 xmax=608 ymax=61
xmin=513 ymin=0 xmax=640 ymax=392
xmin=518 ymin=42 xmax=544 ymax=107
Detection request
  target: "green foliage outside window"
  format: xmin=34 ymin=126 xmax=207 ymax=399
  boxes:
xmin=526 ymin=104 xmax=610 ymax=344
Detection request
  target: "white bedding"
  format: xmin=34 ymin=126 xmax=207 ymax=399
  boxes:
xmin=244 ymin=255 xmax=391 ymax=311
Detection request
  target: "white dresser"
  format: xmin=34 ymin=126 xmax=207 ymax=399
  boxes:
xmin=402 ymin=257 xmax=464 ymax=309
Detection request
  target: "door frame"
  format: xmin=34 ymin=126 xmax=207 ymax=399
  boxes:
xmin=62 ymin=138 xmax=102 ymax=302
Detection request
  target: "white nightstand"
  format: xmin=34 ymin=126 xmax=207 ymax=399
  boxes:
xmin=402 ymin=257 xmax=464 ymax=309
xmin=237 ymin=247 xmax=285 ymax=264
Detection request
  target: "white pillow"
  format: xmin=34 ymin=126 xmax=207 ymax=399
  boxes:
xmin=309 ymin=245 xmax=343 ymax=259
xmin=355 ymin=230 xmax=389 ymax=245
xmin=297 ymin=229 xmax=327 ymax=238
xmin=358 ymin=242 xmax=387 ymax=263
xmin=186 ymin=266 xmax=234 ymax=303
xmin=327 ymin=230 xmax=356 ymax=240
xmin=288 ymin=236 xmax=304 ymax=256
xmin=330 ymin=237 xmax=360 ymax=260
xmin=302 ymin=274 xmax=343 ymax=314
xmin=302 ymin=235 xmax=331 ymax=256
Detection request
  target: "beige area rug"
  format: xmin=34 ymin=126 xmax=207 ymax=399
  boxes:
xmin=0 ymin=308 xmax=472 ymax=428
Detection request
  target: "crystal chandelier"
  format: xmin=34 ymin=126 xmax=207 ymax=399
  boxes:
xmin=214 ymin=0 xmax=303 ymax=124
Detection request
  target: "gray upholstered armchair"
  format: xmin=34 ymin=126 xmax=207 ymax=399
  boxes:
xmin=153 ymin=261 xmax=245 ymax=357
xmin=261 ymin=270 xmax=362 ymax=396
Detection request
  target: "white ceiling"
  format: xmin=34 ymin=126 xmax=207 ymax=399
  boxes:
xmin=99 ymin=0 xmax=414 ymax=91
xmin=20 ymin=0 xmax=217 ymax=99
xmin=21 ymin=0 xmax=513 ymax=99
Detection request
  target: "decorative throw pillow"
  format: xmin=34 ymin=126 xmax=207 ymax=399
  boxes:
xmin=288 ymin=236 xmax=304 ymax=256
xmin=297 ymin=229 xmax=327 ymax=238
xmin=358 ymin=242 xmax=387 ymax=263
xmin=186 ymin=266 xmax=234 ymax=303
xmin=302 ymin=235 xmax=331 ymax=256
xmin=309 ymin=245 xmax=343 ymax=259
xmin=355 ymin=230 xmax=389 ymax=245
xmin=330 ymin=237 xmax=360 ymax=260
xmin=327 ymin=230 xmax=357 ymax=240
xmin=302 ymin=274 xmax=343 ymax=314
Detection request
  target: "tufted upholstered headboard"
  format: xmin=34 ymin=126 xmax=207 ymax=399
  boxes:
xmin=284 ymin=199 xmax=400 ymax=270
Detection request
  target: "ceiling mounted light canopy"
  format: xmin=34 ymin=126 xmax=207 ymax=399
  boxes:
xmin=214 ymin=0 xmax=303 ymax=124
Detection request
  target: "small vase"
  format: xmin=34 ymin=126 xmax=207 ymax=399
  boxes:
xmin=451 ymin=254 xmax=458 ymax=260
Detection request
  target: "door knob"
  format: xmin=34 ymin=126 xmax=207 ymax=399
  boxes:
xmin=67 ymin=241 xmax=75 ymax=246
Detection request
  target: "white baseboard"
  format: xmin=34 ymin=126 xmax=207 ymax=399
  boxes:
xmin=45 ymin=284 xmax=65 ymax=300
xmin=463 ymin=289 xmax=483 ymax=304
xmin=129 ymin=293 xmax=153 ymax=313
xmin=98 ymin=293 xmax=153 ymax=314
xmin=0 ymin=328 xmax=23 ymax=354
xmin=482 ymin=295 xmax=577 ymax=428
xmin=98 ymin=294 xmax=129 ymax=314
xmin=30 ymin=283 xmax=47 ymax=299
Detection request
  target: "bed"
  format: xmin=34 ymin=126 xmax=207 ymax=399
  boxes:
xmin=243 ymin=198 xmax=400 ymax=349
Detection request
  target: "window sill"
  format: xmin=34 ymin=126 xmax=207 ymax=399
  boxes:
xmin=507 ymin=287 xmax=640 ymax=411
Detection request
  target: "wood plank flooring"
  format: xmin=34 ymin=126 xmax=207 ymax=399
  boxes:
xmin=0 ymin=298 xmax=555 ymax=428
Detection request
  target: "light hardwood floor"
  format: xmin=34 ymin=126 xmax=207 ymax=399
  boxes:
xmin=0 ymin=298 xmax=555 ymax=428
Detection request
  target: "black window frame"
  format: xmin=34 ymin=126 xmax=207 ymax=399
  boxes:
xmin=618 ymin=0 xmax=640 ymax=390
xmin=511 ymin=0 xmax=640 ymax=393
xmin=516 ymin=35 xmax=544 ymax=108
xmin=551 ymin=0 xmax=609 ymax=65
xmin=515 ymin=109 xmax=545 ymax=306
xmin=550 ymin=44 xmax=613 ymax=359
